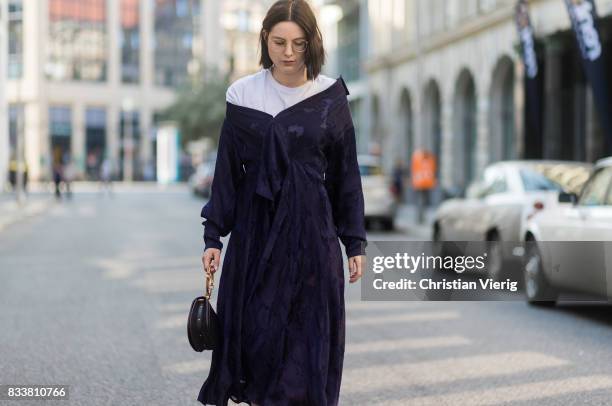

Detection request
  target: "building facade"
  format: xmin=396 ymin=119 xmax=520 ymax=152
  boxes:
xmin=5 ymin=0 xmax=224 ymax=182
xmin=220 ymin=0 xmax=275 ymax=81
xmin=0 ymin=0 xmax=8 ymax=191
xmin=219 ymin=0 xmax=345 ymax=82
xmin=319 ymin=0 xmax=370 ymax=156
xmin=361 ymin=0 xmax=612 ymax=200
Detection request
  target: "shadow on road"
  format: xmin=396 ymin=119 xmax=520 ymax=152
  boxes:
xmin=554 ymin=302 xmax=612 ymax=326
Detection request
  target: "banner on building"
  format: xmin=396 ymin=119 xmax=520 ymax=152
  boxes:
xmin=515 ymin=0 xmax=543 ymax=157
xmin=565 ymin=0 xmax=612 ymax=152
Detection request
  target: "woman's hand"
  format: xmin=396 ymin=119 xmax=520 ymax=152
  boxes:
xmin=348 ymin=255 xmax=363 ymax=283
xmin=202 ymin=248 xmax=221 ymax=275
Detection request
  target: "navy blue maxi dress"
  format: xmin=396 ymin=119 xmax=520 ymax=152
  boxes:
xmin=197 ymin=76 xmax=368 ymax=406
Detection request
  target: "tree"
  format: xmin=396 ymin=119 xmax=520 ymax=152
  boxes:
xmin=161 ymin=69 xmax=230 ymax=146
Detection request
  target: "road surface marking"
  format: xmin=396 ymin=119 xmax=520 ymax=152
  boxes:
xmin=163 ymin=359 xmax=211 ymax=375
xmin=343 ymin=351 xmax=568 ymax=394
xmin=345 ymin=301 xmax=427 ymax=311
xmin=347 ymin=311 xmax=460 ymax=326
xmin=380 ymin=375 xmax=612 ymax=406
xmin=346 ymin=335 xmax=471 ymax=354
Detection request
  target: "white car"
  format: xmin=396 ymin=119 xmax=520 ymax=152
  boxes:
xmin=523 ymin=157 xmax=612 ymax=304
xmin=189 ymin=159 xmax=216 ymax=198
xmin=358 ymin=154 xmax=397 ymax=230
xmin=433 ymin=160 xmax=592 ymax=280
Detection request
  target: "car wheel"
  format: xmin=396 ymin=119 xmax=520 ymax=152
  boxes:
xmin=523 ymin=239 xmax=557 ymax=306
xmin=486 ymin=232 xmax=504 ymax=282
xmin=432 ymin=223 xmax=449 ymax=259
xmin=433 ymin=223 xmax=442 ymax=242
xmin=426 ymin=227 xmax=454 ymax=301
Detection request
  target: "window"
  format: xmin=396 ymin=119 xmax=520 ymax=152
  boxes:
xmin=471 ymin=168 xmax=509 ymax=198
xmin=486 ymin=176 xmax=509 ymax=196
xmin=153 ymin=0 xmax=200 ymax=87
xmin=8 ymin=0 xmax=23 ymax=78
xmin=47 ymin=0 xmax=107 ymax=82
xmin=8 ymin=105 xmax=24 ymax=160
xmin=49 ymin=106 xmax=72 ymax=137
xmin=465 ymin=173 xmax=494 ymax=199
xmin=85 ymin=107 xmax=107 ymax=179
xmin=49 ymin=106 xmax=72 ymax=165
xmin=579 ymin=167 xmax=612 ymax=206
xmin=520 ymin=169 xmax=562 ymax=192
xmin=481 ymin=169 xmax=509 ymax=197
xmin=118 ymin=111 xmax=142 ymax=180
xmin=338 ymin=6 xmax=360 ymax=82
xmin=466 ymin=176 xmax=485 ymax=199
xmin=121 ymin=0 xmax=140 ymax=83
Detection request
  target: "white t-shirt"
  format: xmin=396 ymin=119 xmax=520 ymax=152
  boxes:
xmin=226 ymin=68 xmax=337 ymax=117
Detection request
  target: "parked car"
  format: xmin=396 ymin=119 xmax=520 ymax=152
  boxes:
xmin=433 ymin=160 xmax=592 ymax=280
xmin=358 ymin=154 xmax=397 ymax=230
xmin=189 ymin=159 xmax=216 ymax=198
xmin=523 ymin=157 xmax=612 ymax=305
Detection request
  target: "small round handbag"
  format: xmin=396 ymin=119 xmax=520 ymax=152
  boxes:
xmin=187 ymin=267 xmax=220 ymax=352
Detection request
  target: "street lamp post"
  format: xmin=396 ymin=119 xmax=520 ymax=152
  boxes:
xmin=15 ymin=77 xmax=25 ymax=205
xmin=415 ymin=0 xmax=426 ymax=225
xmin=15 ymin=106 xmax=24 ymax=205
xmin=122 ymin=98 xmax=135 ymax=182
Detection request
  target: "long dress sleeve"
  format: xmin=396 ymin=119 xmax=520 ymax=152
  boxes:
xmin=325 ymin=119 xmax=368 ymax=258
xmin=201 ymin=118 xmax=243 ymax=251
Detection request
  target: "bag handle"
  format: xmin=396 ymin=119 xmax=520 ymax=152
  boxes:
xmin=204 ymin=265 xmax=215 ymax=300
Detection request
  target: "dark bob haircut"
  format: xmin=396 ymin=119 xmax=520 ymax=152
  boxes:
xmin=259 ymin=0 xmax=326 ymax=80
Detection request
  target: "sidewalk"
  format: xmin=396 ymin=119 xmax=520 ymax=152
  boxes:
xmin=0 ymin=181 xmax=193 ymax=233
xmin=394 ymin=203 xmax=436 ymax=240
xmin=0 ymin=186 xmax=54 ymax=232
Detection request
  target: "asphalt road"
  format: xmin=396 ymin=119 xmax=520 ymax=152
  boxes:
xmin=1 ymin=185 xmax=612 ymax=405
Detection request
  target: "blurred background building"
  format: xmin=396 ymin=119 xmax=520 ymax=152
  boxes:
xmin=317 ymin=0 xmax=369 ymax=158
xmin=1 ymin=0 xmax=230 ymax=183
xmin=5 ymin=0 xmax=204 ymax=182
xmin=220 ymin=0 xmax=274 ymax=81
xmin=0 ymin=0 xmax=303 ymax=184
xmin=0 ymin=0 xmax=8 ymax=191
xmin=323 ymin=0 xmax=612 ymax=203
xmin=4 ymin=0 xmax=612 ymax=196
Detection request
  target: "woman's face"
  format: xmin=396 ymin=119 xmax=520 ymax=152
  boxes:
xmin=265 ymin=21 xmax=308 ymax=76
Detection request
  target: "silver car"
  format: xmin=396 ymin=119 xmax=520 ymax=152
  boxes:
xmin=523 ymin=157 xmax=612 ymax=305
xmin=433 ymin=160 xmax=592 ymax=280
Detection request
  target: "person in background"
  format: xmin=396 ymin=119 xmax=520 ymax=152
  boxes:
xmin=8 ymin=156 xmax=28 ymax=194
xmin=63 ymin=160 xmax=77 ymax=199
xmin=99 ymin=158 xmax=114 ymax=196
xmin=391 ymin=157 xmax=406 ymax=203
xmin=8 ymin=157 xmax=17 ymax=191
xmin=86 ymin=152 xmax=98 ymax=181
xmin=52 ymin=162 xmax=63 ymax=199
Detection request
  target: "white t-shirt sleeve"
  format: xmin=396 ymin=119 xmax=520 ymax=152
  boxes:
xmin=318 ymin=75 xmax=337 ymax=91
xmin=226 ymin=82 xmax=241 ymax=105
xmin=226 ymin=72 xmax=261 ymax=106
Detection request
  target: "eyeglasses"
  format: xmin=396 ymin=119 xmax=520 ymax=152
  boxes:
xmin=268 ymin=38 xmax=309 ymax=53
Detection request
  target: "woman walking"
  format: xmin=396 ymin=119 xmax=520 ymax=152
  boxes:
xmin=198 ymin=1 xmax=367 ymax=404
